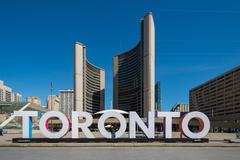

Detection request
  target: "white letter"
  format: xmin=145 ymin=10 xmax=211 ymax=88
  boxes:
xmin=181 ymin=111 xmax=210 ymax=139
xmin=72 ymin=111 xmax=94 ymax=138
xmin=98 ymin=111 xmax=126 ymax=138
xmin=157 ymin=112 xmax=180 ymax=138
xmin=129 ymin=112 xmax=155 ymax=138
xmin=14 ymin=111 xmax=39 ymax=138
xmin=39 ymin=111 xmax=69 ymax=139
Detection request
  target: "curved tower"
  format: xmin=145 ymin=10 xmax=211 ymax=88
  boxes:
xmin=74 ymin=42 xmax=105 ymax=114
xmin=113 ymin=12 xmax=155 ymax=117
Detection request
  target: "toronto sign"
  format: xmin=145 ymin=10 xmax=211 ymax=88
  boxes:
xmin=14 ymin=111 xmax=210 ymax=139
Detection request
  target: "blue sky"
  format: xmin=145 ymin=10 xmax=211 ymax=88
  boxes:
xmin=0 ymin=0 xmax=239 ymax=111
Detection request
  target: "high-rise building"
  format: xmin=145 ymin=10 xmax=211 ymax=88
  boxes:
xmin=190 ymin=66 xmax=240 ymax=131
xmin=0 ymin=80 xmax=22 ymax=102
xmin=155 ymin=81 xmax=162 ymax=111
xmin=74 ymin=42 xmax=105 ymax=114
xmin=26 ymin=96 xmax=42 ymax=107
xmin=12 ymin=93 xmax=22 ymax=102
xmin=113 ymin=12 xmax=155 ymax=117
xmin=47 ymin=95 xmax=60 ymax=111
xmin=59 ymin=89 xmax=74 ymax=118
xmin=4 ymin=87 xmax=11 ymax=102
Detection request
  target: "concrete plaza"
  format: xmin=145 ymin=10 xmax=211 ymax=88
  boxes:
xmin=0 ymin=130 xmax=240 ymax=147
xmin=0 ymin=147 xmax=240 ymax=160
xmin=0 ymin=130 xmax=240 ymax=160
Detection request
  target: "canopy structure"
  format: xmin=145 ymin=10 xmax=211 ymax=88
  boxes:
xmin=94 ymin=109 xmax=128 ymax=115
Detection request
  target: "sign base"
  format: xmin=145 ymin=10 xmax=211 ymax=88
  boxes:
xmin=12 ymin=138 xmax=209 ymax=143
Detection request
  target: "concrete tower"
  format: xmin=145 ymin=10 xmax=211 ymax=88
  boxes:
xmin=143 ymin=12 xmax=155 ymax=115
xmin=113 ymin=12 xmax=155 ymax=117
xmin=74 ymin=42 xmax=84 ymax=112
xmin=74 ymin=42 xmax=105 ymax=113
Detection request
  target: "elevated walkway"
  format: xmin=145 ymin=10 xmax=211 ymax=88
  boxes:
xmin=0 ymin=102 xmax=48 ymax=128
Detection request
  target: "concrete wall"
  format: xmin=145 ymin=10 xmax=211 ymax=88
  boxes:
xmin=143 ymin=12 xmax=155 ymax=116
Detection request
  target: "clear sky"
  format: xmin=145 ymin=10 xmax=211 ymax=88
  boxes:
xmin=0 ymin=0 xmax=239 ymax=111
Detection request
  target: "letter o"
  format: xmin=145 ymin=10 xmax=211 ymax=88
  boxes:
xmin=98 ymin=111 xmax=126 ymax=138
xmin=39 ymin=111 xmax=69 ymax=139
xmin=181 ymin=111 xmax=210 ymax=139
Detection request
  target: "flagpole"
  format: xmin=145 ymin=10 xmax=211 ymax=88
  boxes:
xmin=50 ymin=82 xmax=53 ymax=131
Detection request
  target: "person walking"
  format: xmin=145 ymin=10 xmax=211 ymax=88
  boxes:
xmin=0 ymin=127 xmax=3 ymax=136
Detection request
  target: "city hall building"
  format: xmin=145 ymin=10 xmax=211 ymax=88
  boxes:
xmin=74 ymin=42 xmax=105 ymax=114
xmin=190 ymin=66 xmax=240 ymax=132
xmin=113 ymin=12 xmax=155 ymax=117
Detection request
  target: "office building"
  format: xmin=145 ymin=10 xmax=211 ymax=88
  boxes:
xmin=113 ymin=12 xmax=155 ymax=117
xmin=59 ymin=89 xmax=74 ymax=118
xmin=190 ymin=66 xmax=240 ymax=132
xmin=74 ymin=42 xmax=105 ymax=114
xmin=47 ymin=95 xmax=60 ymax=111
xmin=171 ymin=103 xmax=189 ymax=112
xmin=26 ymin=96 xmax=42 ymax=107
xmin=0 ymin=80 xmax=22 ymax=102
xmin=12 ymin=93 xmax=22 ymax=102
xmin=155 ymin=81 xmax=162 ymax=111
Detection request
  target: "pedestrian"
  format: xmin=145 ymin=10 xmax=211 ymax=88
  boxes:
xmin=0 ymin=127 xmax=3 ymax=136
xmin=110 ymin=124 xmax=116 ymax=139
